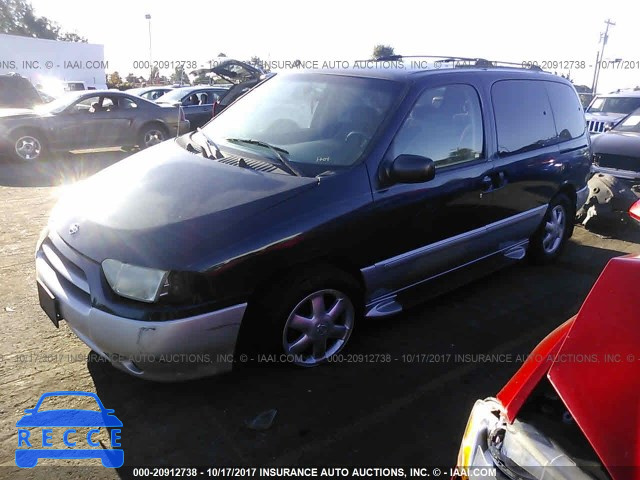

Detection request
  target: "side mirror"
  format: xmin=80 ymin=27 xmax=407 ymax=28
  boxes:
xmin=382 ymin=154 xmax=436 ymax=185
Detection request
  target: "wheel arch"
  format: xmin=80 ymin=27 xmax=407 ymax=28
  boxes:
xmin=250 ymin=256 xmax=366 ymax=302
xmin=557 ymin=182 xmax=577 ymax=237
xmin=139 ymin=120 xmax=169 ymax=136
xmin=10 ymin=125 xmax=50 ymax=144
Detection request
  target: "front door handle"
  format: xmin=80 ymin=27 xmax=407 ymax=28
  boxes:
xmin=481 ymin=175 xmax=494 ymax=192
xmin=481 ymin=172 xmax=508 ymax=193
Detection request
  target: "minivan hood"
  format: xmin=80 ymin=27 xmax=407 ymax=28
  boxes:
xmin=50 ymin=140 xmax=317 ymax=269
xmin=548 ymin=255 xmax=640 ymax=475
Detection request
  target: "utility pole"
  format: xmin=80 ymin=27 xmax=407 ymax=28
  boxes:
xmin=591 ymin=18 xmax=615 ymax=94
xmin=145 ymin=14 xmax=152 ymax=84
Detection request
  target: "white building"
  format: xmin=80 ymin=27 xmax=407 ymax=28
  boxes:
xmin=0 ymin=33 xmax=107 ymax=94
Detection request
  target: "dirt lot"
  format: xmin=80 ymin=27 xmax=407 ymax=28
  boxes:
xmin=1 ymin=151 xmax=639 ymax=479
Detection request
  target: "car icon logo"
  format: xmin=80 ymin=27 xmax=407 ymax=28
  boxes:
xmin=15 ymin=391 xmax=123 ymax=468
xmin=68 ymin=223 xmax=80 ymax=235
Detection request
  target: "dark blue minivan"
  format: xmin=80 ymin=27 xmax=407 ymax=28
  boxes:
xmin=36 ymin=58 xmax=591 ymax=380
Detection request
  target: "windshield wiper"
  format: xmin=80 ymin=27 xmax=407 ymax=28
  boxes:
xmin=192 ymin=128 xmax=223 ymax=159
xmin=226 ymin=138 xmax=301 ymax=176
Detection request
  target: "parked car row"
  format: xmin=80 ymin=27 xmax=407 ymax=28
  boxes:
xmin=0 ymin=90 xmax=190 ymax=161
xmin=0 ymin=59 xmax=272 ymax=160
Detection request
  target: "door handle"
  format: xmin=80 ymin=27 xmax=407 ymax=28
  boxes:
xmin=481 ymin=175 xmax=493 ymax=192
xmin=495 ymin=171 xmax=507 ymax=188
xmin=481 ymin=172 xmax=508 ymax=193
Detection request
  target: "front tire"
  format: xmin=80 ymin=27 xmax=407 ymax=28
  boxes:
xmin=528 ymin=193 xmax=573 ymax=264
xmin=11 ymin=129 xmax=46 ymax=162
xmin=244 ymin=267 xmax=361 ymax=367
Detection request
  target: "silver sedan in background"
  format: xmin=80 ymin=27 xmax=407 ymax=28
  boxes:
xmin=0 ymin=90 xmax=190 ymax=162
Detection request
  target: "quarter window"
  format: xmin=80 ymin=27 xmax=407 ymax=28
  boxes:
xmin=492 ymin=80 xmax=556 ymax=156
xmin=544 ymin=82 xmax=585 ymax=141
xmin=391 ymin=84 xmax=484 ymax=167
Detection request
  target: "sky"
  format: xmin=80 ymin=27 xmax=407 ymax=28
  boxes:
xmin=28 ymin=0 xmax=640 ymax=93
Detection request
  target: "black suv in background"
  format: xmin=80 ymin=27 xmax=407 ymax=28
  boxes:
xmin=0 ymin=74 xmax=43 ymax=109
xmin=36 ymin=58 xmax=591 ymax=381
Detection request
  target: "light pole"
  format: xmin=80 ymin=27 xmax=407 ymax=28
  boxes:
xmin=145 ymin=13 xmax=152 ymax=84
xmin=591 ymin=19 xmax=615 ymax=95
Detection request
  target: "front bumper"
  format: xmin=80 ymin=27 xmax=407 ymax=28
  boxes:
xmin=0 ymin=130 xmax=10 ymax=153
xmin=591 ymin=164 xmax=640 ymax=181
xmin=35 ymin=234 xmax=246 ymax=382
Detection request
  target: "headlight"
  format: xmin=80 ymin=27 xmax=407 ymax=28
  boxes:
xmin=488 ymin=419 xmax=591 ymax=480
xmin=102 ymin=259 xmax=169 ymax=303
xmin=458 ymin=399 xmax=593 ymax=480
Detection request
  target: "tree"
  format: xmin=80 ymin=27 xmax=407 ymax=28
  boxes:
xmin=249 ymin=56 xmax=263 ymax=68
xmin=170 ymin=65 xmax=189 ymax=85
xmin=59 ymin=31 xmax=87 ymax=42
xmin=108 ymin=71 xmax=122 ymax=85
xmin=192 ymin=71 xmax=210 ymax=85
xmin=372 ymin=44 xmax=395 ymax=60
xmin=0 ymin=0 xmax=87 ymax=42
xmin=125 ymin=73 xmax=137 ymax=84
xmin=148 ymin=66 xmax=160 ymax=84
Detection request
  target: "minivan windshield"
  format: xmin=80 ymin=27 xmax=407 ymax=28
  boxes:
xmin=201 ymin=73 xmax=402 ymax=176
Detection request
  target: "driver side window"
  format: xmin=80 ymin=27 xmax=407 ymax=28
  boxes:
xmin=391 ymin=84 xmax=484 ymax=168
xmin=73 ymin=96 xmax=101 ymax=114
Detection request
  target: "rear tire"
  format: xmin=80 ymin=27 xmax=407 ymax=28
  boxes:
xmin=528 ymin=193 xmax=573 ymax=264
xmin=138 ymin=124 xmax=168 ymax=149
xmin=240 ymin=266 xmax=362 ymax=368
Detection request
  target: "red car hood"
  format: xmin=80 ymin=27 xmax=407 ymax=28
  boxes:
xmin=498 ymin=255 xmax=640 ymax=478
xmin=549 ymin=254 xmax=640 ymax=475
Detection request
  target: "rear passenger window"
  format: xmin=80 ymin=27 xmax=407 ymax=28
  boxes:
xmin=492 ymin=80 xmax=556 ymax=156
xmin=545 ymin=82 xmax=585 ymax=141
xmin=391 ymin=84 xmax=484 ymax=167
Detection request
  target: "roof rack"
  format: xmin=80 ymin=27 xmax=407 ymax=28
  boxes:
xmin=368 ymin=55 xmax=543 ymax=71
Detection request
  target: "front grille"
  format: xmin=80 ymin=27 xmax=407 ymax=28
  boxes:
xmin=595 ymin=153 xmax=640 ymax=172
xmin=218 ymin=154 xmax=282 ymax=173
xmin=41 ymin=238 xmax=90 ymax=294
xmin=587 ymin=120 xmax=607 ymax=133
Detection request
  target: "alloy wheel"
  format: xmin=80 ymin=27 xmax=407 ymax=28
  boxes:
xmin=15 ymin=135 xmax=42 ymax=161
xmin=282 ymin=289 xmax=355 ymax=366
xmin=542 ymin=205 xmax=566 ymax=254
